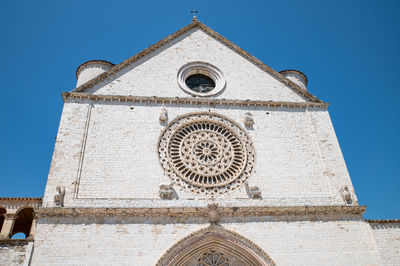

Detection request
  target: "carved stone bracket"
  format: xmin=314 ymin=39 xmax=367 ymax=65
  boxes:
xmin=207 ymin=203 xmax=219 ymax=223
xmin=54 ymin=186 xmax=65 ymax=207
xmin=340 ymin=185 xmax=352 ymax=205
xmin=245 ymin=182 xmax=262 ymax=199
xmin=159 ymin=105 xmax=168 ymax=124
xmin=244 ymin=112 xmax=254 ymax=128
xmin=159 ymin=183 xmax=176 ymax=200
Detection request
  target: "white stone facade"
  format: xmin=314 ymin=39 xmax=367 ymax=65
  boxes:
xmin=369 ymin=222 xmax=400 ymax=265
xmin=42 ymin=101 xmax=354 ymax=208
xmin=1 ymin=19 xmax=398 ymax=265
xmin=30 ymin=216 xmax=382 ymax=265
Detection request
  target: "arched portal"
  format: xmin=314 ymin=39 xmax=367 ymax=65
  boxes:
xmin=11 ymin=207 xmax=33 ymax=239
xmin=156 ymin=225 xmax=276 ymax=266
xmin=0 ymin=207 xmax=6 ymax=233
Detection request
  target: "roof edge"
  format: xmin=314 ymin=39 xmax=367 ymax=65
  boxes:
xmin=0 ymin=197 xmax=43 ymax=204
xmin=366 ymin=219 xmax=400 ymax=224
xmin=71 ymin=20 xmax=323 ymax=103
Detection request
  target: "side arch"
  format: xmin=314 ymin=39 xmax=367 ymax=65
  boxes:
xmin=156 ymin=225 xmax=276 ymax=266
xmin=11 ymin=207 xmax=33 ymax=239
xmin=0 ymin=207 xmax=6 ymax=233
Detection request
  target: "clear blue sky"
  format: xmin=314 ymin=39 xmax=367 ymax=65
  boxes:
xmin=0 ymin=0 xmax=399 ymax=219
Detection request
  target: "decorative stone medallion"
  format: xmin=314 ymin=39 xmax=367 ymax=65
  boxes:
xmin=158 ymin=112 xmax=255 ymax=195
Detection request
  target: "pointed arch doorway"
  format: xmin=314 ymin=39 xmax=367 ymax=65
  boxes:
xmin=156 ymin=225 xmax=276 ymax=266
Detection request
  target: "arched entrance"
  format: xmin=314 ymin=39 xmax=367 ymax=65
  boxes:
xmin=157 ymin=225 xmax=276 ymax=266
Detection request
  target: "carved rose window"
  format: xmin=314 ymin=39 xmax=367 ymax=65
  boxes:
xmin=198 ymin=251 xmax=230 ymax=266
xmin=159 ymin=112 xmax=254 ymax=195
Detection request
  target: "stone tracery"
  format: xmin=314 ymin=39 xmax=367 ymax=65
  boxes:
xmin=198 ymin=250 xmax=230 ymax=266
xmin=159 ymin=112 xmax=254 ymax=195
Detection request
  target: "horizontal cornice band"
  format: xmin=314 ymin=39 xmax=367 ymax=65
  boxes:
xmin=0 ymin=197 xmax=42 ymax=204
xmin=35 ymin=205 xmax=365 ymax=218
xmin=0 ymin=239 xmax=33 ymax=245
xmin=366 ymin=219 xmax=400 ymax=224
xmin=62 ymin=92 xmax=330 ymax=109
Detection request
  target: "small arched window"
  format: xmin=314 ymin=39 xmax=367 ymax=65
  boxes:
xmin=11 ymin=207 xmax=33 ymax=239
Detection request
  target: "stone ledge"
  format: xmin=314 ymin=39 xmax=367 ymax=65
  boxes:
xmin=366 ymin=219 xmax=400 ymax=224
xmin=35 ymin=205 xmax=366 ymax=218
xmin=0 ymin=197 xmax=42 ymax=204
xmin=62 ymin=92 xmax=330 ymax=109
xmin=0 ymin=239 xmax=33 ymax=245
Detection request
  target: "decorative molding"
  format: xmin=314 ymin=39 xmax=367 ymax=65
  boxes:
xmin=0 ymin=198 xmax=42 ymax=204
xmin=156 ymin=224 xmax=276 ymax=266
xmin=62 ymin=92 xmax=330 ymax=109
xmin=366 ymin=219 xmax=400 ymax=224
xmin=71 ymin=19 xmax=322 ymax=103
xmin=34 ymin=205 xmax=367 ymax=219
xmin=73 ymin=103 xmax=92 ymax=199
xmin=3 ymin=213 xmax=18 ymax=220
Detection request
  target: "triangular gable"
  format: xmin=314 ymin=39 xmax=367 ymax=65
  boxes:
xmin=72 ymin=18 xmax=322 ymax=103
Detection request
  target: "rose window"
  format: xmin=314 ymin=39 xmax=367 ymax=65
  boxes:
xmin=193 ymin=140 xmax=220 ymax=164
xmin=159 ymin=112 xmax=254 ymax=195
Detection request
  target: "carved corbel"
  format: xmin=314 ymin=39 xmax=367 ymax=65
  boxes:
xmin=340 ymin=185 xmax=352 ymax=205
xmin=245 ymin=182 xmax=262 ymax=199
xmin=244 ymin=112 xmax=254 ymax=128
xmin=159 ymin=105 xmax=168 ymax=124
xmin=207 ymin=203 xmax=219 ymax=223
xmin=159 ymin=183 xmax=175 ymax=200
xmin=54 ymin=186 xmax=65 ymax=207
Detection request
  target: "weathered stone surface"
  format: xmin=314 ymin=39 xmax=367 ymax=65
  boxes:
xmin=369 ymin=221 xmax=400 ymax=265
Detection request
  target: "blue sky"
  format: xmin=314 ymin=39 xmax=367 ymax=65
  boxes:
xmin=0 ymin=0 xmax=399 ymax=219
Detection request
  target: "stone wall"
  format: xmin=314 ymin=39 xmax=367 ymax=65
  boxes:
xmin=370 ymin=221 xmax=400 ymax=265
xmin=31 ymin=216 xmax=382 ymax=265
xmin=0 ymin=241 xmax=32 ymax=266
xmin=42 ymin=100 xmax=355 ymax=207
xmin=84 ymin=28 xmax=307 ymax=103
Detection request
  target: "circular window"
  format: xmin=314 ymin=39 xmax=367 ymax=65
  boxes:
xmin=158 ymin=112 xmax=255 ymax=195
xmin=169 ymin=120 xmax=247 ymax=188
xmin=177 ymin=62 xmax=226 ymax=97
xmin=185 ymin=74 xmax=216 ymax=93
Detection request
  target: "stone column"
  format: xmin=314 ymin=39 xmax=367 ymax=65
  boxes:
xmin=0 ymin=213 xmax=17 ymax=239
xmin=27 ymin=216 xmax=37 ymax=240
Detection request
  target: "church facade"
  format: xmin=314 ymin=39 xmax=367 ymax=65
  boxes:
xmin=1 ymin=19 xmax=399 ymax=265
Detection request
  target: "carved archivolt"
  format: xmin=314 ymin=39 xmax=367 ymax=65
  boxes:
xmin=156 ymin=225 xmax=276 ymax=266
xmin=158 ymin=112 xmax=255 ymax=195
